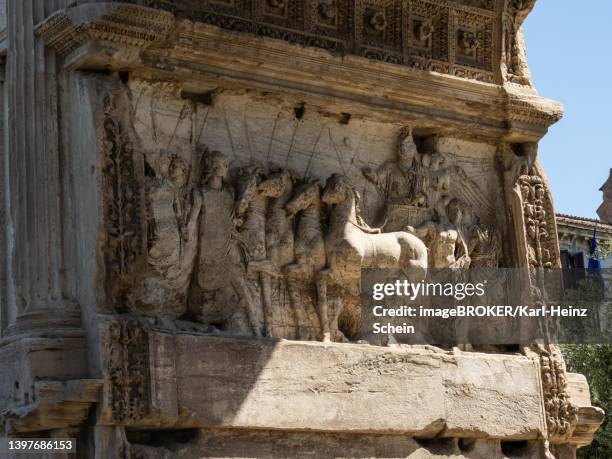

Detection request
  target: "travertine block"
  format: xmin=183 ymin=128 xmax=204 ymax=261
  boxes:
xmin=112 ymin=332 xmax=546 ymax=439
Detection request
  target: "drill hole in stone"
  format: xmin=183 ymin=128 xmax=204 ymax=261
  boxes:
xmin=118 ymin=71 xmax=130 ymax=85
xmin=294 ymin=103 xmax=306 ymax=120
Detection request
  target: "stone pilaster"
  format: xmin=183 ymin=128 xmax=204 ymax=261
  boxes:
xmin=3 ymin=0 xmax=80 ymax=336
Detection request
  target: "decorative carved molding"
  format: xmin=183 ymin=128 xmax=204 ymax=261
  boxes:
xmin=33 ymin=2 xmax=562 ymax=141
xmin=35 ymin=1 xmax=502 ymax=83
xmin=35 ymin=4 xmax=174 ymax=56
xmin=503 ymin=143 xmax=560 ymax=270
xmin=149 ymin=0 xmax=499 ymax=83
xmin=101 ymin=94 xmax=144 ymax=307
xmin=537 ymin=345 xmax=579 ymax=444
xmin=104 ymin=318 xmax=150 ymax=424
xmin=506 ymin=94 xmax=563 ymax=128
xmin=502 ymin=0 xmax=536 ymax=86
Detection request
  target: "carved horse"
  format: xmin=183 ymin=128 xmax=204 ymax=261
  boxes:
xmin=284 ymin=178 xmax=326 ymax=338
xmin=265 ymin=167 xmax=298 ymax=273
xmin=235 ymin=166 xmax=295 ymax=336
xmin=318 ymin=174 xmax=428 ymax=342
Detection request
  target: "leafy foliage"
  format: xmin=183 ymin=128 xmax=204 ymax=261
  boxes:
xmin=562 ymin=344 xmax=611 ymax=458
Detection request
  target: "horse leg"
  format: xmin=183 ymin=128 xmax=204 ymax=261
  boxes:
xmin=260 ymin=272 xmax=274 ymax=337
xmin=233 ymin=277 xmax=262 ymax=337
xmin=290 ymin=286 xmax=308 ymax=340
xmin=316 ymin=270 xmax=331 ymax=342
xmin=283 ymin=264 xmax=307 ymax=339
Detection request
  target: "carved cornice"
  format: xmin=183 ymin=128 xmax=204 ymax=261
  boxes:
xmin=143 ymin=0 xmax=503 ymax=84
xmin=34 ymin=1 xmax=560 ymax=141
xmin=35 ymin=4 xmax=174 ymax=56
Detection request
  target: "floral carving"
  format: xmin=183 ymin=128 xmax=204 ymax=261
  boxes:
xmin=416 ymin=20 xmax=434 ymax=42
xmin=102 ymin=95 xmax=143 ymax=304
xmin=368 ymin=11 xmax=387 ymax=33
xmin=318 ymin=0 xmax=337 ymax=22
xmin=105 ymin=319 xmax=150 ymax=423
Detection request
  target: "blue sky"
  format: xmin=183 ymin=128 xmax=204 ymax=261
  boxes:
xmin=523 ymin=1 xmax=611 ymax=219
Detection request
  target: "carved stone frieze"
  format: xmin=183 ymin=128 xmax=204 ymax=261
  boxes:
xmin=100 ymin=95 xmax=508 ymax=342
xmin=2 ymin=0 xmax=605 ymax=456
xmin=502 ymin=0 xmax=537 ymax=85
xmin=34 ymin=1 xmax=565 ymax=143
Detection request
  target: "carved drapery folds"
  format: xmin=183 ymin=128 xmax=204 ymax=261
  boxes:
xmin=100 ymin=109 xmax=501 ymax=342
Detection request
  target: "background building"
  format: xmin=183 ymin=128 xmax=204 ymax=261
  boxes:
xmin=557 ymin=214 xmax=612 ymax=270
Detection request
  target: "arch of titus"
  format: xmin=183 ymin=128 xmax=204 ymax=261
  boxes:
xmin=0 ymin=1 xmax=604 ymax=457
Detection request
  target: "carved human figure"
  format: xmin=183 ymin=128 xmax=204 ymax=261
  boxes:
xmin=408 ymin=197 xmax=470 ymax=269
xmin=363 ymin=130 xmax=425 ymax=206
xmin=128 ymin=155 xmax=200 ymax=319
xmin=424 ymin=152 xmax=450 ymax=206
xmin=191 ymin=151 xmax=261 ymax=336
xmin=463 ymin=208 xmax=502 ymax=269
xmin=318 ymin=174 xmax=428 ymax=342
xmin=362 ymin=131 xmax=429 ymax=230
xmin=284 ymin=178 xmax=327 ymax=339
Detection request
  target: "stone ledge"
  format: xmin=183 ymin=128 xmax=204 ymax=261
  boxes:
xmin=99 ymin=321 xmax=547 ymax=439
xmin=1 ymin=380 xmax=103 ymax=434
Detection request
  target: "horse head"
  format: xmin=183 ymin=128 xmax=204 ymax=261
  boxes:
xmin=321 ymin=173 xmax=353 ymax=205
xmin=259 ymin=167 xmax=297 ymax=199
xmin=235 ymin=164 xmax=265 ymax=216
xmin=285 ymin=178 xmax=321 ymax=216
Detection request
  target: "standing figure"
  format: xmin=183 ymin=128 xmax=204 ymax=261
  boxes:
xmin=191 ymin=151 xmax=261 ymax=336
xmin=128 ymin=155 xmax=200 ymax=319
xmin=468 ymin=217 xmax=502 ymax=269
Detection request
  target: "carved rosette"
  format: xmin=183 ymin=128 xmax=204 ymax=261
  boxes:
xmin=104 ymin=319 xmax=150 ymax=424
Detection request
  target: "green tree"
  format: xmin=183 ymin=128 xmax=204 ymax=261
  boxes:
xmin=562 ymin=344 xmax=611 ymax=458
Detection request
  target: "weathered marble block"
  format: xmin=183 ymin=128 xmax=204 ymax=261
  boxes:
xmin=101 ymin=324 xmax=546 ymax=439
